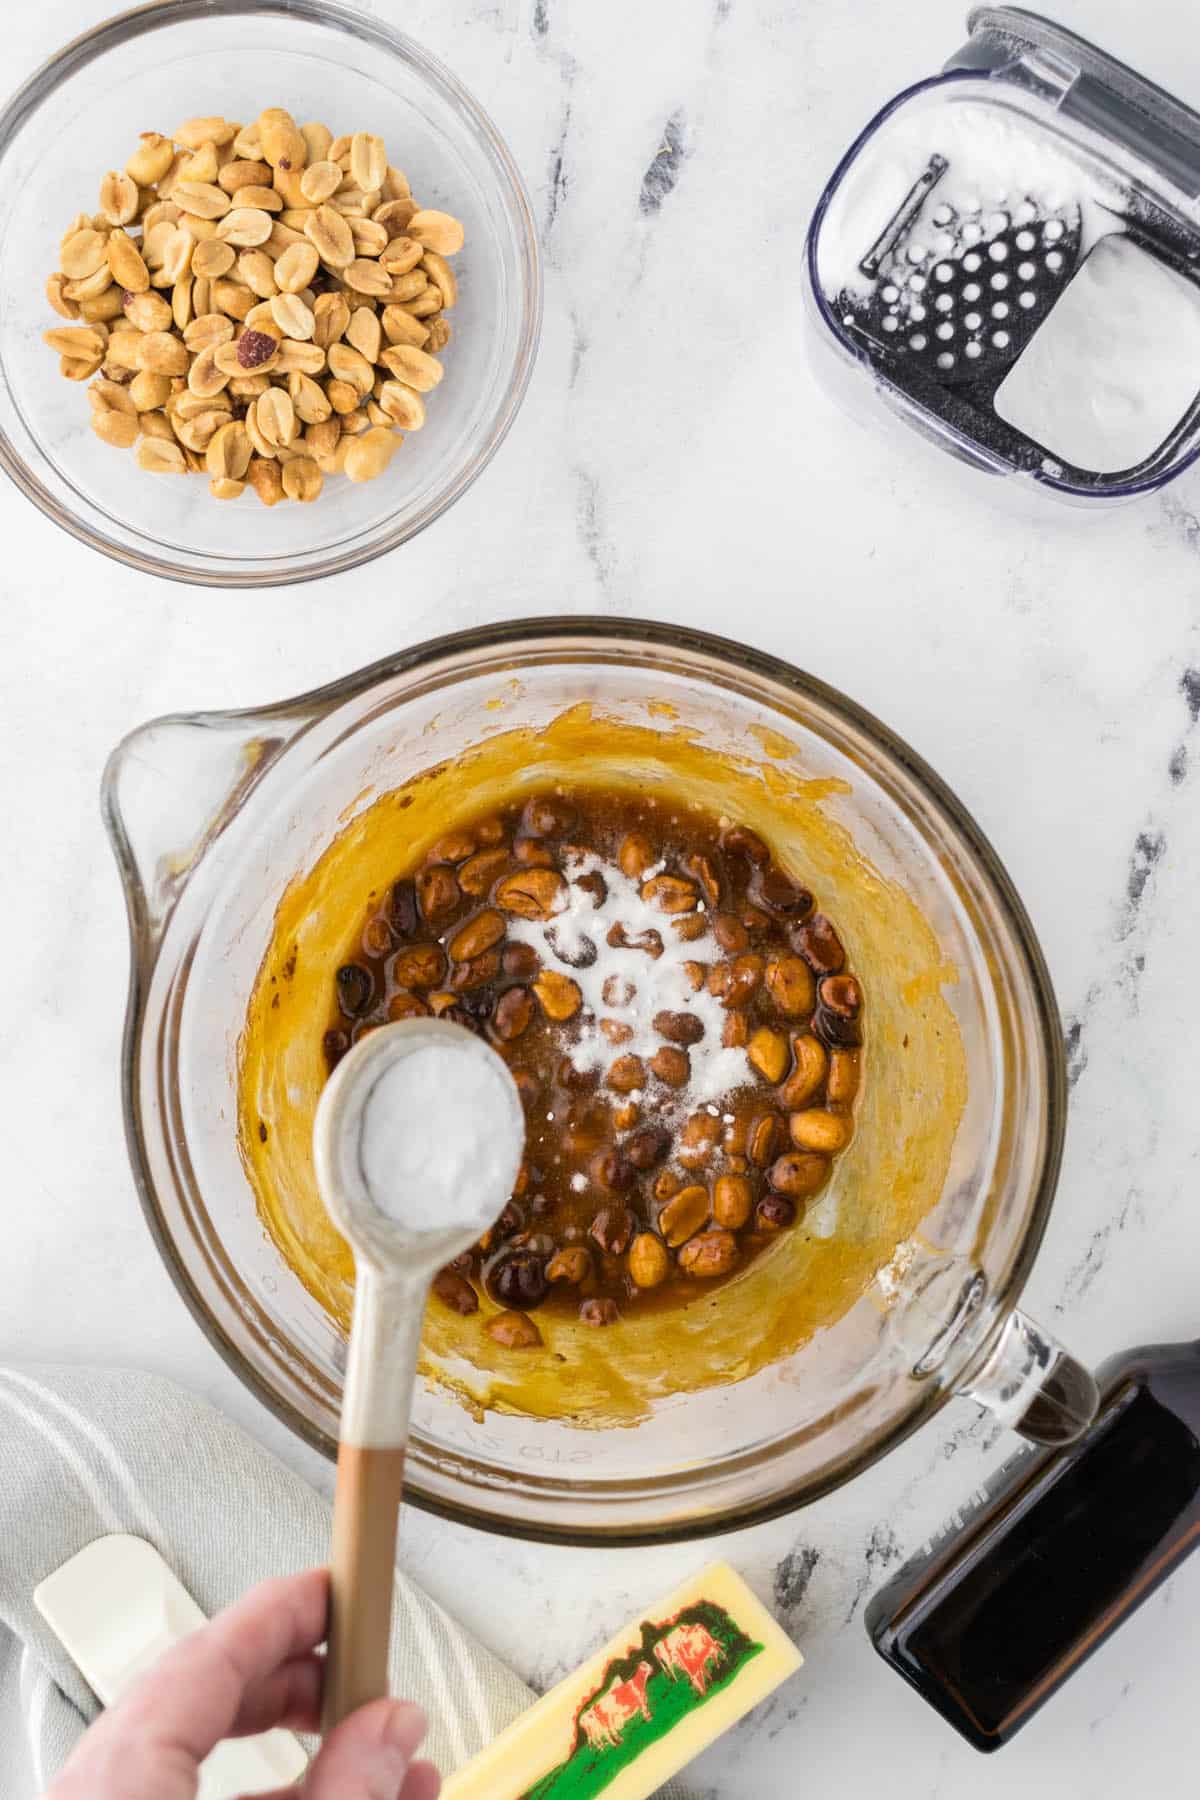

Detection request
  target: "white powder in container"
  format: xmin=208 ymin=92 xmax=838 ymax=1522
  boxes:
xmin=993 ymin=233 xmax=1200 ymax=472
xmin=816 ymin=99 xmax=1113 ymax=300
xmin=358 ymin=1042 xmax=517 ymax=1235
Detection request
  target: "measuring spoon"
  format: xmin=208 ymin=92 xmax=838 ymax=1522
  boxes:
xmin=312 ymin=1017 xmax=524 ymax=1732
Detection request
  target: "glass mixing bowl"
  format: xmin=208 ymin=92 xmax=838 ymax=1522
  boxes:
xmin=104 ymin=619 xmax=1095 ymax=1543
xmin=0 ymin=0 xmax=540 ymax=586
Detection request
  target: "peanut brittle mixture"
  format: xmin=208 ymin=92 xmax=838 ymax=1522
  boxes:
xmin=44 ymin=108 xmax=462 ymax=503
xmin=324 ymin=788 xmax=865 ymax=1349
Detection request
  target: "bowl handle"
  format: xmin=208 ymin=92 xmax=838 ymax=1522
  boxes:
xmin=101 ymin=709 xmax=300 ymax=955
xmin=956 ymin=1308 xmax=1099 ymax=1447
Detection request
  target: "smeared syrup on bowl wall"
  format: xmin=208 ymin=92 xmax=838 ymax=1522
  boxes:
xmin=238 ymin=705 xmax=967 ymax=1427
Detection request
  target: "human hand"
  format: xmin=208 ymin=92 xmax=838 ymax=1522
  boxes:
xmin=45 ymin=1566 xmax=440 ymax=1800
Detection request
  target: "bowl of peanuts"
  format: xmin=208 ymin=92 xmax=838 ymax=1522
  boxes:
xmin=106 ymin=619 xmax=1082 ymax=1542
xmin=0 ymin=0 xmax=540 ymax=585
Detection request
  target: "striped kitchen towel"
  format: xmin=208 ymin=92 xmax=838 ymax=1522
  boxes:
xmin=0 ymin=1363 xmax=691 ymax=1798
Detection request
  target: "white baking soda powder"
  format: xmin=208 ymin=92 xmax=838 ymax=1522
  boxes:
xmin=994 ymin=233 xmax=1200 ymax=472
xmin=358 ymin=1042 xmax=519 ymax=1236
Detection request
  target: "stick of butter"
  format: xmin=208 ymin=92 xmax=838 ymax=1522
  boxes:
xmin=443 ymin=1561 xmax=801 ymax=1799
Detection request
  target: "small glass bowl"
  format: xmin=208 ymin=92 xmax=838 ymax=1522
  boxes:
xmin=0 ymin=0 xmax=541 ymax=586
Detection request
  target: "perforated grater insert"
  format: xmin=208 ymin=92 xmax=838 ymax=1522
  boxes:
xmin=852 ymin=166 xmax=1082 ymax=388
xmin=805 ymin=8 xmax=1200 ymax=504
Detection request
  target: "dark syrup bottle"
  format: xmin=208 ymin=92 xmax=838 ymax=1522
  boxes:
xmin=867 ymin=1338 xmax=1200 ymax=1751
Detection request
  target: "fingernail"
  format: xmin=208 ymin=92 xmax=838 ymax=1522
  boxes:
xmin=384 ymin=1699 xmax=427 ymax=1757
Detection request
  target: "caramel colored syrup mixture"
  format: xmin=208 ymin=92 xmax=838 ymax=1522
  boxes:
xmin=322 ymin=787 xmax=865 ymax=1351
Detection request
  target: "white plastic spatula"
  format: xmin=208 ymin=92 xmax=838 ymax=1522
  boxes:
xmin=34 ymin=1535 xmax=308 ymax=1797
xmin=311 ymin=1018 xmax=524 ymax=1735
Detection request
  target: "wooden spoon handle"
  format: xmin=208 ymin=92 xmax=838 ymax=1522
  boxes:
xmin=321 ymin=1268 xmax=426 ymax=1735
xmin=323 ymin=1440 xmax=408 ymax=1731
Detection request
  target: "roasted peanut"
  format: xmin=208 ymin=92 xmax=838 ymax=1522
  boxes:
xmin=606 ymin=1054 xmax=645 ymax=1095
xmin=628 ymin=1233 xmax=670 ymax=1289
xmin=304 ymin=202 xmax=354 ymax=267
xmin=46 ymin=274 xmax=79 ymax=320
xmin=708 ymin=954 xmax=764 ymax=1008
xmin=768 ymin=1152 xmax=830 ymax=1199
xmin=820 ymin=973 xmax=862 ymax=1017
xmin=792 ymin=913 xmax=846 ymax=974
xmin=589 ymin=1205 xmax=636 ymax=1255
xmin=380 ymin=307 xmax=430 ymax=350
xmin=127 ymin=133 xmax=176 ymax=186
xmin=765 ymin=955 xmax=816 ymax=1017
xmin=377 ymin=380 xmax=425 ymax=430
xmin=579 ymin=1298 xmax=619 ymax=1326
xmin=650 ymin=1045 xmax=690 ymax=1088
xmin=678 ymin=1112 xmax=720 ymax=1169
xmin=756 ymin=1194 xmax=796 ymax=1232
xmin=343 ymin=256 xmax=392 ymax=297
xmin=43 ymin=325 xmax=107 ymax=364
xmin=827 ymin=1049 xmax=861 ymax=1106
xmin=258 ymin=107 xmax=307 ymax=171
xmin=392 ymin=944 xmax=446 ymax=989
xmin=247 ymin=455 xmax=285 ymax=506
xmin=617 ymin=831 xmax=656 ymax=879
xmin=136 ymin=435 xmax=186 ymax=473
xmin=713 ymin=1174 xmax=754 ymax=1230
xmin=547 ymin=1245 xmax=591 ymax=1284
xmin=388 ymin=992 xmax=429 ymax=1021
xmin=99 ymin=170 xmax=139 ymax=226
xmin=380 ymin=343 xmax=443 ymax=392
xmin=678 ymin=1230 xmax=739 ymax=1278
xmin=493 ymin=986 xmax=534 ymax=1041
xmin=640 ymin=874 xmax=699 ymax=914
xmin=653 ymin=1009 xmax=704 ymax=1045
xmin=496 ymin=868 xmax=566 ymax=920
xmin=747 ymin=1027 xmax=789 ymax=1084
xmin=416 ymin=864 xmax=461 ymax=922
xmin=422 ymin=249 xmax=458 ymax=309
xmin=780 ymin=1034 xmax=828 ymax=1109
xmin=346 ymin=306 xmax=382 ymax=363
xmin=486 ymin=1310 xmax=543 ymax=1348
xmin=533 ymin=970 xmax=582 ymax=1021
xmin=625 ymin=1124 xmax=670 ymax=1170
xmin=432 ymin=1270 xmax=478 ymax=1315
xmin=459 ymin=849 xmax=509 ymax=896
xmin=408 ymin=209 xmax=465 ymax=255
xmin=658 ymin=1184 xmax=709 ymax=1248
xmin=747 ymin=1113 xmax=783 ymax=1167
xmin=343 ymin=424 xmax=397 ymax=482
xmin=788 ymin=1109 xmax=852 ymax=1154
xmin=91 ymin=407 xmax=139 ymax=449
xmin=106 ymin=230 xmax=149 ymax=292
xmin=449 ymin=910 xmax=506 ymax=962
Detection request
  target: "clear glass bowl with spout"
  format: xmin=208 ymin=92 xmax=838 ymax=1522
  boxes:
xmin=103 ymin=619 xmax=1094 ymax=1543
xmin=0 ymin=0 xmax=540 ymax=586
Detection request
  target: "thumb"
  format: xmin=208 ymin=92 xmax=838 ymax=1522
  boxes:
xmin=300 ymin=1698 xmax=429 ymax=1799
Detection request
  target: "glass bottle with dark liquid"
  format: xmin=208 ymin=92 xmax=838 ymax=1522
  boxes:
xmin=867 ymin=1337 xmax=1200 ymax=1750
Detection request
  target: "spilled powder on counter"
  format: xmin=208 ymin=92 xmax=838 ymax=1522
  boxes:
xmin=507 ymin=851 xmax=752 ymax=1109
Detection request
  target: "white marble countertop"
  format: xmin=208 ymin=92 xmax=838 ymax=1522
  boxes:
xmin=5 ymin=0 xmax=1200 ymax=1793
